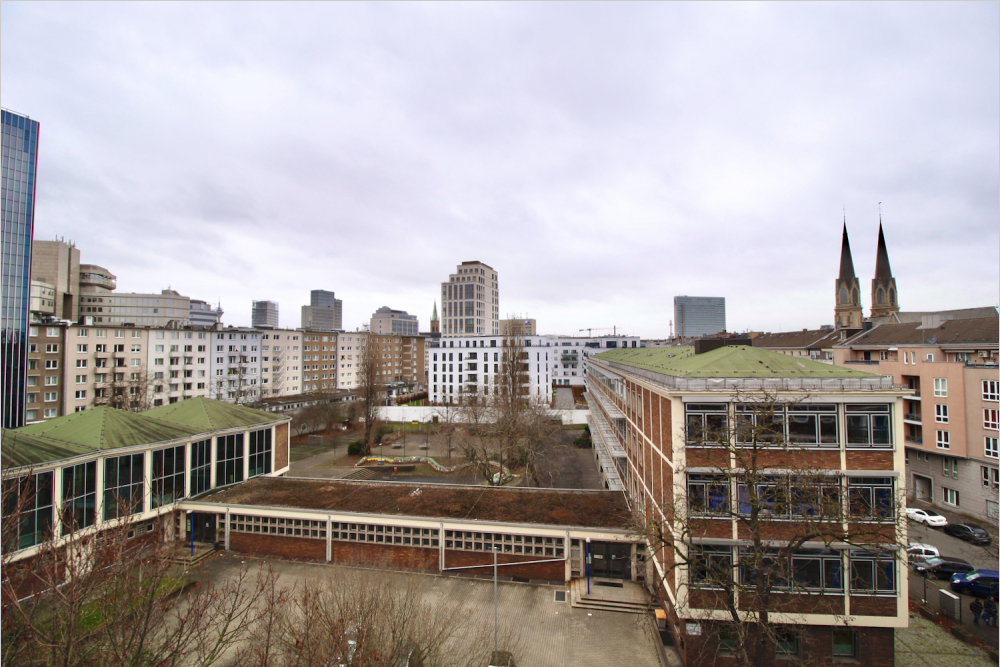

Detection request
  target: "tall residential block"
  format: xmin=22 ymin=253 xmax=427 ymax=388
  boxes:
xmin=1 ymin=109 xmax=40 ymax=429
xmin=440 ymin=261 xmax=498 ymax=337
xmin=301 ymin=290 xmax=342 ymax=332
xmin=252 ymin=300 xmax=279 ymax=329
xmin=673 ymin=295 xmax=725 ymax=338
xmin=370 ymin=306 xmax=418 ymax=336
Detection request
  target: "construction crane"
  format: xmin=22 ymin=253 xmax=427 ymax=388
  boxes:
xmin=579 ymin=326 xmax=616 ymax=337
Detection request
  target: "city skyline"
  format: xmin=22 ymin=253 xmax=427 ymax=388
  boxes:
xmin=1 ymin=3 xmax=997 ymax=337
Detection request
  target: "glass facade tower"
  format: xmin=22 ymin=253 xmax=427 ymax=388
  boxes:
xmin=1 ymin=109 xmax=40 ymax=429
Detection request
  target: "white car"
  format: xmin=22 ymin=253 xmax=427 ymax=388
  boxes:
xmin=906 ymin=508 xmax=948 ymax=527
xmin=907 ymin=542 xmax=942 ymax=564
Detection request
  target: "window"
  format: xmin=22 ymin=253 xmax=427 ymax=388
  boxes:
xmin=791 ymin=549 xmax=844 ymax=591
xmin=104 ymin=453 xmax=144 ymax=520
xmin=986 ymin=437 xmax=999 ymax=459
xmin=774 ymin=629 xmax=799 ymax=658
xmin=686 ymin=404 xmax=728 ymax=444
xmin=131 ymin=344 xmax=141 ymax=352
xmin=690 ymin=545 xmax=733 ymax=588
xmin=785 ymin=404 xmax=838 ymax=445
xmin=3 ymin=471 xmax=54 ymax=551
xmin=45 ymin=376 xmax=58 ymax=386
xmin=191 ymin=439 xmax=212 ymax=495
xmin=216 ymin=434 xmax=244 ymax=487
xmin=942 ymin=487 xmax=959 ymax=506
xmin=75 ymin=375 xmax=87 ymax=384
xmin=933 ymin=378 xmax=947 ymax=397
xmin=847 ymin=477 xmax=895 ymax=520
xmin=76 ymin=359 xmax=87 ymax=368
xmin=62 ymin=461 xmax=97 ymax=532
xmin=76 ymin=328 xmax=87 ymax=337
xmin=43 ymin=392 xmax=57 ymax=402
xmin=935 ymin=404 xmax=948 ymax=423
xmin=44 ymin=408 xmax=57 ymax=418
xmin=845 ymin=404 xmax=891 ymax=447
xmin=985 ymin=409 xmax=999 ymax=430
xmin=832 ymin=629 xmax=857 ymax=658
xmin=45 ymin=360 xmax=59 ymax=369
xmin=936 ymin=430 xmax=950 ymax=450
xmin=688 ymin=474 xmax=729 ymax=515
xmin=943 ymin=457 xmax=959 ymax=479
xmin=984 ymin=381 xmax=999 ymax=402
xmin=849 ymin=550 xmax=896 ymax=593
xmin=76 ymin=344 xmax=87 ymax=353
xmin=46 ymin=328 xmax=59 ymax=337
xmin=152 ymin=446 xmax=185 ymax=508
xmin=75 ymin=391 xmax=86 ymax=400
xmin=248 ymin=428 xmax=272 ymax=478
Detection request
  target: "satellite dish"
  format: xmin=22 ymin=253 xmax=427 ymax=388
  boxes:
xmin=928 ymin=336 xmax=937 ymax=344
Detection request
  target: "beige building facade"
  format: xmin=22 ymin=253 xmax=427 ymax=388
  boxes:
xmin=31 ymin=239 xmax=81 ymax=321
xmin=440 ymin=261 xmax=498 ymax=336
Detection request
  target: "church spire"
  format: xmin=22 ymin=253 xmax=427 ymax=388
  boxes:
xmin=430 ymin=300 xmax=440 ymax=334
xmin=870 ymin=217 xmax=899 ymax=319
xmin=834 ymin=219 xmax=863 ymax=329
xmin=838 ymin=221 xmax=857 ymax=282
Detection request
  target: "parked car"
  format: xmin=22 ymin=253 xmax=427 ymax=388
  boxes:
xmin=943 ymin=523 xmax=993 ymax=545
xmin=907 ymin=542 xmax=941 ymax=564
xmin=906 ymin=508 xmax=948 ymax=527
xmin=950 ymin=570 xmax=1000 ymax=598
xmin=914 ymin=556 xmax=975 ymax=580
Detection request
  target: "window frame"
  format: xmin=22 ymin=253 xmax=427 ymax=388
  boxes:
xmin=152 ymin=445 xmax=186 ymax=508
xmin=62 ymin=461 xmax=98 ymax=532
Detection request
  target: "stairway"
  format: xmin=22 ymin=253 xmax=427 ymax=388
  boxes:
xmin=167 ymin=542 xmax=217 ymax=567
xmin=569 ymin=578 xmax=653 ymax=615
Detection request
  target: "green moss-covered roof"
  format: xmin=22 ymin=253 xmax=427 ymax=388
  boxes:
xmin=595 ymin=345 xmax=877 ymax=378
xmin=142 ymin=396 xmax=282 ymax=431
xmin=2 ymin=398 xmax=284 ymax=469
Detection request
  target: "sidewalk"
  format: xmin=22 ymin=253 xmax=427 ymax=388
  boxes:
xmin=896 ymin=612 xmax=996 ymax=667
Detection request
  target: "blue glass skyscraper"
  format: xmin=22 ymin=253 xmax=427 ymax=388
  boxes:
xmin=1 ymin=109 xmax=40 ymax=429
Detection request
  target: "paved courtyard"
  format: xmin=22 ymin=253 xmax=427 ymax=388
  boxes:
xmin=201 ymin=555 xmax=664 ymax=667
xmin=895 ymin=613 xmax=996 ymax=667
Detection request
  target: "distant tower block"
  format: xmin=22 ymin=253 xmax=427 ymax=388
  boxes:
xmin=834 ymin=222 xmax=863 ymax=329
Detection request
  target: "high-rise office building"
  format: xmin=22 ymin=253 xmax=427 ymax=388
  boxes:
xmin=440 ymin=261 xmax=498 ymax=336
xmin=1 ymin=109 xmax=40 ymax=429
xmin=301 ymin=290 xmax=342 ymax=332
xmin=190 ymin=299 xmax=224 ymax=327
xmin=673 ymin=296 xmax=726 ymax=338
xmin=31 ymin=239 xmax=80 ymax=321
xmin=252 ymin=300 xmax=279 ymax=328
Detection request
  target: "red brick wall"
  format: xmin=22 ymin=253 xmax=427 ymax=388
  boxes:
xmin=846 ymin=451 xmax=894 ymax=470
xmin=274 ymin=422 xmax=289 ymax=470
xmin=230 ymin=532 xmax=326 ymax=560
xmin=850 ymin=596 xmax=897 ymax=617
xmin=444 ymin=550 xmax=565 ymax=581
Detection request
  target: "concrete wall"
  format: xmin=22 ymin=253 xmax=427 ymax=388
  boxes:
xmin=377 ymin=405 xmax=589 ymax=425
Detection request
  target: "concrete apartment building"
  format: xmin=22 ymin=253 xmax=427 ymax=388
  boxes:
xmin=440 ymin=261 xmax=498 ymax=336
xmin=428 ymin=335 xmax=551 ymax=404
xmin=370 ymin=306 xmax=418 ymax=336
xmin=209 ymin=327 xmax=264 ymax=403
xmin=586 ymin=344 xmax=908 ymax=665
xmin=673 ymin=296 xmax=726 ymax=338
xmin=301 ymin=289 xmax=342 ymax=332
xmin=252 ymin=300 xmax=279 ymax=329
xmin=332 ymin=332 xmax=425 ymax=391
xmin=189 ymin=300 xmax=224 ymax=328
xmin=543 ymin=334 xmax=641 ymax=387
xmin=31 ymin=239 xmax=81 ymax=320
xmin=833 ymin=315 xmax=1000 ymax=521
xmin=260 ymin=329 xmax=304 ymax=398
xmin=25 ymin=322 xmax=67 ymax=423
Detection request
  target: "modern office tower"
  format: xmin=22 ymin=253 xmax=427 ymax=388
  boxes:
xmin=190 ymin=299 xmax=224 ymax=327
xmin=440 ymin=261 xmax=498 ymax=337
xmin=301 ymin=290 xmax=342 ymax=332
xmin=252 ymin=300 xmax=279 ymax=329
xmin=31 ymin=239 xmax=80 ymax=320
xmin=673 ymin=296 xmax=726 ymax=338
xmin=1 ymin=109 xmax=40 ymax=429
xmin=370 ymin=306 xmax=418 ymax=336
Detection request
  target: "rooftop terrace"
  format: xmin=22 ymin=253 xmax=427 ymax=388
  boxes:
xmin=195 ymin=477 xmax=632 ymax=530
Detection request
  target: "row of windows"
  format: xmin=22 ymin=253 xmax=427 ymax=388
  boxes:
xmin=685 ymin=403 xmax=892 ymax=448
xmin=691 ymin=546 xmax=896 ymax=594
xmin=687 ymin=474 xmax=895 ymax=521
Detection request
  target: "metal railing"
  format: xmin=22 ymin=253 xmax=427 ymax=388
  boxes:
xmin=904 ymin=413 xmax=922 ymax=422
xmin=905 ymin=436 xmax=923 ymax=445
xmin=596 ymin=360 xmax=897 ymax=392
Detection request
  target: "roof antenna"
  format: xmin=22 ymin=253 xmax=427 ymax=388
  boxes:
xmin=878 ymin=201 xmax=882 ymax=223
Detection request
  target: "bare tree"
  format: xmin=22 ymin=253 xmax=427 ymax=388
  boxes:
xmin=211 ymin=355 xmax=261 ymax=407
xmin=92 ymin=363 xmax=154 ymax=412
xmin=456 ymin=319 xmax=559 ymax=485
xmin=635 ymin=390 xmax=905 ymax=667
xmin=1 ymin=470 xmax=279 ymax=667
xmin=356 ymin=332 xmax=385 ymax=455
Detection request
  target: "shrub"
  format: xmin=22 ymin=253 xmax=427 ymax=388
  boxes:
xmin=347 ymin=441 xmax=365 ymax=456
xmin=574 ymin=434 xmax=592 ymax=449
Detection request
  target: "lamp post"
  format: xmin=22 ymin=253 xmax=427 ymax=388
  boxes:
xmin=493 ymin=545 xmax=499 ymax=657
xmin=585 ymin=537 xmax=591 ymax=595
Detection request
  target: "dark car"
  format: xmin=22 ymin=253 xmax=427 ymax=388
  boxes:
xmin=943 ymin=523 xmax=993 ymax=545
xmin=915 ymin=556 xmax=975 ymax=580
xmin=951 ymin=570 xmax=1000 ymax=598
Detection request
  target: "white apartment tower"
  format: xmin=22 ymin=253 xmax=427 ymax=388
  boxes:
xmin=440 ymin=261 xmax=498 ymax=337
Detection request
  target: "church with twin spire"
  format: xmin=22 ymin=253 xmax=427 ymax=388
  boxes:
xmin=835 ymin=219 xmax=899 ymax=329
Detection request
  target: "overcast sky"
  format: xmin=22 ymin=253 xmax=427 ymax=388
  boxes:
xmin=3 ymin=2 xmax=997 ymax=337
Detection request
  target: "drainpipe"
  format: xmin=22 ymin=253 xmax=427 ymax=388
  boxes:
xmin=187 ymin=509 xmax=194 ymax=558
xmin=586 ymin=537 xmax=591 ymax=595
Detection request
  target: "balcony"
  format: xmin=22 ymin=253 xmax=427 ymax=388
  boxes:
xmin=904 ymin=412 xmax=922 ymax=423
xmin=845 ymin=360 xmax=881 ymax=365
xmin=905 ymin=436 xmax=923 ymax=445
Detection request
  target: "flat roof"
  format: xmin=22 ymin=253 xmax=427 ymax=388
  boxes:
xmin=197 ymin=477 xmax=632 ymax=530
xmin=595 ymin=345 xmax=875 ymax=378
